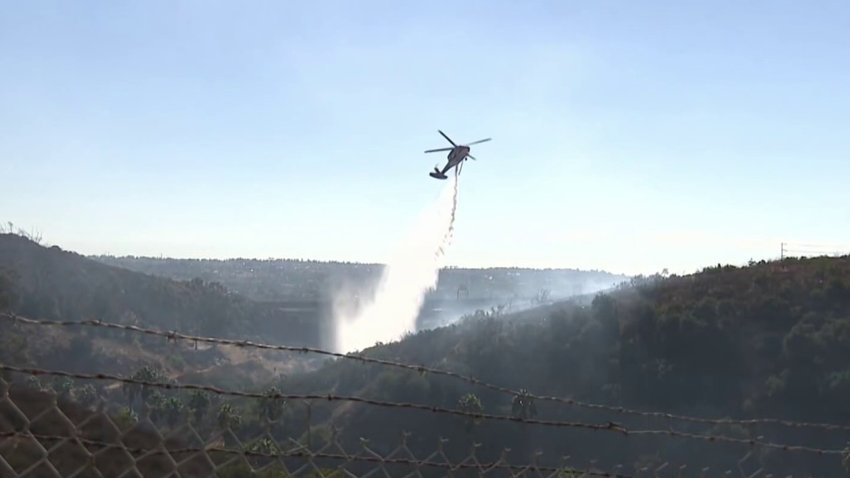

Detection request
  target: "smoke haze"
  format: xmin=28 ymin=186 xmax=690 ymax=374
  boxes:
xmin=333 ymin=171 xmax=460 ymax=353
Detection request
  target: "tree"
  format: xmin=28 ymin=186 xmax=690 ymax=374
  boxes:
xmin=73 ymin=384 xmax=99 ymax=409
xmin=245 ymin=437 xmax=282 ymax=469
xmin=124 ymin=365 xmax=167 ymax=412
xmin=114 ymin=407 xmax=139 ymax=430
xmin=258 ymin=386 xmax=285 ymax=424
xmin=188 ymin=391 xmax=211 ymax=424
xmin=511 ymin=389 xmax=537 ymax=419
xmin=145 ymin=390 xmax=167 ymax=422
xmin=217 ymin=403 xmax=242 ymax=432
xmin=24 ymin=375 xmax=42 ymax=391
xmin=217 ymin=402 xmax=243 ymax=448
xmin=53 ymin=377 xmax=74 ymax=401
xmin=162 ymin=397 xmax=184 ymax=427
xmin=457 ymin=393 xmax=483 ymax=432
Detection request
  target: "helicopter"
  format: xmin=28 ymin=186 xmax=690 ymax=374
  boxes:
xmin=424 ymin=130 xmax=491 ymax=179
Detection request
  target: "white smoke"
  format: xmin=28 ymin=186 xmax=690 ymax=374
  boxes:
xmin=333 ymin=171 xmax=460 ymax=353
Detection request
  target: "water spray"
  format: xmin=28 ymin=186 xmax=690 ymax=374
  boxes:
xmin=333 ymin=169 xmax=460 ymax=353
xmin=436 ymin=168 xmax=460 ymax=258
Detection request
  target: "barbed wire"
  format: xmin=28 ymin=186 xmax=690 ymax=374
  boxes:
xmin=0 ymin=363 xmax=635 ymax=433
xmin=5 ymin=312 xmax=850 ymax=434
xmin=0 ymin=431 xmax=633 ymax=478
xmin=1 ymin=364 xmax=846 ymax=458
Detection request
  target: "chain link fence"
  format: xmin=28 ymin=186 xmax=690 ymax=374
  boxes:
xmin=1 ymin=312 xmax=849 ymax=477
xmin=0 ymin=373 xmax=639 ymax=478
xmin=2 ymin=370 xmax=848 ymax=478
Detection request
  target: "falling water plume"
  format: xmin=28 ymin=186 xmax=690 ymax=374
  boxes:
xmin=333 ymin=169 xmax=460 ymax=353
xmin=436 ymin=168 xmax=460 ymax=258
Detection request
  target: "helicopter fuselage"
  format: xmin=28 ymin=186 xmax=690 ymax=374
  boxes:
xmin=447 ymin=145 xmax=470 ymax=163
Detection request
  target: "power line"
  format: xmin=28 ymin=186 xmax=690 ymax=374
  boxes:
xmin=786 ymin=243 xmax=850 ymax=250
xmin=781 ymin=242 xmax=850 ymax=258
xmin=4 ymin=312 xmax=850 ymax=433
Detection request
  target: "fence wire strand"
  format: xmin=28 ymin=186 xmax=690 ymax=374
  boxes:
xmin=0 ymin=364 xmax=846 ymax=459
xmin=0 ymin=372 xmax=637 ymax=478
xmin=4 ymin=312 xmax=850 ymax=434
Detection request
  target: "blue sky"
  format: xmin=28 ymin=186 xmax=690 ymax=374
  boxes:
xmin=2 ymin=1 xmax=849 ymax=275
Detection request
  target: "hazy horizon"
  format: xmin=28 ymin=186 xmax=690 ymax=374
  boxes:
xmin=1 ymin=225 xmax=842 ymax=278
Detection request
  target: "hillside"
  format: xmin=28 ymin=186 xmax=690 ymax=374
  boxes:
xmin=91 ymin=251 xmax=629 ymax=335
xmin=4 ymin=234 xmax=850 ymax=474
xmin=258 ymin=257 xmax=850 ymax=475
xmin=0 ymin=233 xmax=333 ymax=340
xmin=0 ymin=234 xmax=328 ymax=383
xmin=92 ymin=255 xmax=628 ymax=303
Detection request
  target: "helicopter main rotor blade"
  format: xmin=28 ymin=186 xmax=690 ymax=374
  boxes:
xmin=465 ymin=138 xmax=491 ymax=146
xmin=424 ymin=147 xmax=453 ymax=153
xmin=438 ymin=130 xmax=458 ymax=147
xmin=467 ymin=155 xmax=477 ymax=160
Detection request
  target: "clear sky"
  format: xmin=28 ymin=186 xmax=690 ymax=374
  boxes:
xmin=2 ymin=1 xmax=849 ymax=276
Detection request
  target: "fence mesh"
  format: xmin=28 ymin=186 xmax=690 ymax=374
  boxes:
xmin=0 ymin=373 xmax=638 ymax=478
xmin=4 ymin=313 xmax=849 ymax=434
xmin=2 ymin=312 xmax=850 ymax=477
xmin=2 ymin=369 xmax=849 ymax=478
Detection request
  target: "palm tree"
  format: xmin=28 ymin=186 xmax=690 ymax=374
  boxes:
xmin=217 ymin=403 xmax=241 ymax=429
xmin=457 ymin=393 xmax=483 ymax=432
xmin=245 ymin=437 xmax=281 ymax=469
xmin=511 ymin=389 xmax=537 ymax=419
xmin=188 ymin=391 xmax=211 ymax=424
xmin=217 ymin=402 xmax=243 ymax=447
xmin=258 ymin=386 xmax=285 ymax=424
xmin=124 ymin=365 xmax=166 ymax=412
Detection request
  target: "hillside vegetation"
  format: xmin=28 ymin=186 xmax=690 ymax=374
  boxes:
xmin=0 ymin=234 xmax=322 ymax=337
xmin=260 ymin=257 xmax=850 ymax=475
xmin=2 ymin=233 xmax=850 ymax=474
xmin=0 ymin=234 xmax=327 ymax=382
xmin=93 ymin=255 xmax=627 ymax=303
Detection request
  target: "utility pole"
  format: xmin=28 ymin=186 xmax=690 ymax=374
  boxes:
xmin=780 ymin=242 xmax=785 ymax=260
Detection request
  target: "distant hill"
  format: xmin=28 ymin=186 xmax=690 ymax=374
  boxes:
xmin=261 ymin=256 xmax=850 ymax=476
xmin=0 ymin=233 xmax=329 ymax=382
xmin=0 ymin=234 xmax=328 ymax=340
xmin=91 ymin=255 xmax=628 ymax=303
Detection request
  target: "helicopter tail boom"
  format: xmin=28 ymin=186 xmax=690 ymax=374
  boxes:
xmin=429 ymin=167 xmax=448 ymax=179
